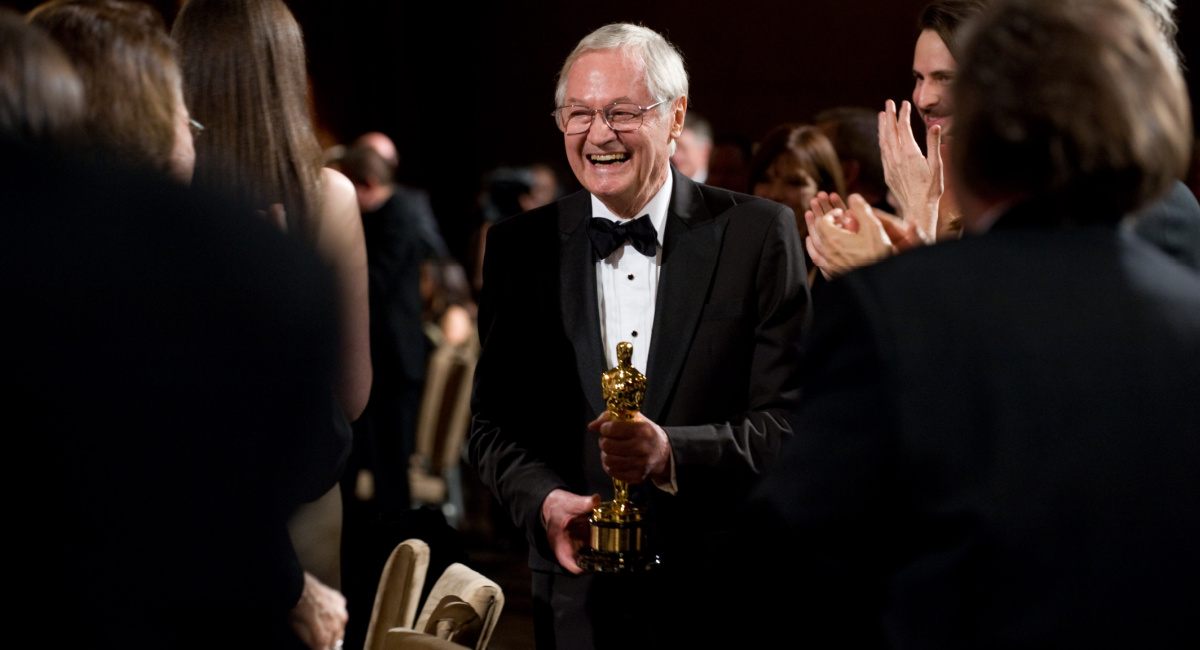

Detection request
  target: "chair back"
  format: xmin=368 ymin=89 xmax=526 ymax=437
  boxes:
xmin=412 ymin=562 xmax=504 ymax=650
xmin=364 ymin=538 xmax=431 ymax=650
xmin=410 ymin=335 xmax=479 ymax=506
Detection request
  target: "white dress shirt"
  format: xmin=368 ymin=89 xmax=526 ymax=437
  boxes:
xmin=591 ymin=173 xmax=677 ymax=493
xmin=592 ymin=173 xmax=672 ymax=373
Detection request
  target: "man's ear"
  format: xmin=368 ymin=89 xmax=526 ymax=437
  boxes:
xmin=670 ymin=96 xmax=688 ymax=139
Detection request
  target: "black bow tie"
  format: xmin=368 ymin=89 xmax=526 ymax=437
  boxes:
xmin=587 ymin=215 xmax=658 ymax=259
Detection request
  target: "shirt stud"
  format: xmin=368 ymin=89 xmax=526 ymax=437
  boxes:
xmin=628 ymin=274 xmax=635 ymax=281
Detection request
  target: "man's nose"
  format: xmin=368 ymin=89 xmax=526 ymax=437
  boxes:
xmin=586 ymin=113 xmax=617 ymax=145
xmin=914 ymin=83 xmax=937 ymax=110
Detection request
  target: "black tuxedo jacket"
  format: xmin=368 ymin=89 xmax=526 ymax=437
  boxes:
xmin=747 ymin=201 xmax=1200 ymax=648
xmin=470 ymin=169 xmax=809 ymax=572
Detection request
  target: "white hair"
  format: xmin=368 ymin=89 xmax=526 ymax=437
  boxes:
xmin=554 ymin=23 xmax=688 ymax=111
xmin=1138 ymin=0 xmax=1181 ymax=66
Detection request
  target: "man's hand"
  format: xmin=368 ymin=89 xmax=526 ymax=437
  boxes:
xmin=289 ymin=572 xmax=348 ymax=650
xmin=879 ymin=99 xmax=942 ymax=244
xmin=542 ymin=489 xmax=600 ymax=574
xmin=805 ymin=192 xmax=894 ymax=279
xmin=587 ymin=411 xmax=672 ymax=484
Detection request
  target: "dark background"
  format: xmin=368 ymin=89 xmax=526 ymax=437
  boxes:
xmin=7 ymin=0 xmax=1200 ymax=260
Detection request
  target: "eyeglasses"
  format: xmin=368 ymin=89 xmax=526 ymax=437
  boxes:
xmin=552 ymin=99 xmax=669 ymax=135
xmin=189 ymin=118 xmax=205 ymax=138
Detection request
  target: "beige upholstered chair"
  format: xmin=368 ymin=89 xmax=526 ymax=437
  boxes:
xmin=409 ymin=334 xmax=479 ymax=525
xmin=381 ymin=632 xmax=471 ymax=650
xmin=384 ymin=562 xmax=504 ymax=650
xmin=363 ymin=538 xmax=431 ymax=650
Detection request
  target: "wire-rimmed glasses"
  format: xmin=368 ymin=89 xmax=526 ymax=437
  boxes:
xmin=552 ymin=99 xmax=669 ymax=135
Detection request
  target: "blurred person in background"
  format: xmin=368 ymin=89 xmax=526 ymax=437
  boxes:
xmin=670 ymin=110 xmax=712 ymax=182
xmin=351 ymin=130 xmax=448 ymax=261
xmin=748 ymin=123 xmax=846 ymax=284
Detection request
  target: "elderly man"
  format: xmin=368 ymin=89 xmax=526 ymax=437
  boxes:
xmin=748 ymin=0 xmax=1199 ymax=646
xmin=469 ymin=22 xmax=808 ymax=650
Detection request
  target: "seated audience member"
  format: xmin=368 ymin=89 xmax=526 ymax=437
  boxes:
xmin=0 ymin=9 xmax=83 ymax=147
xmin=670 ymin=110 xmax=713 ymax=182
xmin=746 ymin=0 xmax=1198 ymax=648
xmin=748 ymin=123 xmax=846 ymax=283
xmin=28 ymin=0 xmax=194 ymax=182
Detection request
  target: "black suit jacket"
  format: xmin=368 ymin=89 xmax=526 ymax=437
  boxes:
xmin=470 ymin=169 xmax=809 ymax=572
xmin=747 ymin=201 xmax=1200 ymax=648
xmin=2 ymin=139 xmax=346 ymax=648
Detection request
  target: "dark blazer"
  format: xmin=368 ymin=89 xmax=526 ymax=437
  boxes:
xmin=747 ymin=201 xmax=1200 ymax=648
xmin=2 ymin=139 xmax=345 ymax=648
xmin=470 ymin=168 xmax=809 ymax=573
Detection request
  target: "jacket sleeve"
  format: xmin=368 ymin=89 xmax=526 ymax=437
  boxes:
xmin=468 ymin=223 xmax=570 ymax=554
xmin=665 ymin=205 xmax=811 ymax=491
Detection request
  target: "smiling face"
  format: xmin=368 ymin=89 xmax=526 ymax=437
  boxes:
xmin=912 ymin=29 xmax=957 ymax=134
xmin=562 ymin=48 xmax=685 ymax=218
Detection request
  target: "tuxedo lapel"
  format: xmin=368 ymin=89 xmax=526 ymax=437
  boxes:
xmin=643 ymin=172 xmax=728 ymax=421
xmin=558 ymin=192 xmax=608 ymax=418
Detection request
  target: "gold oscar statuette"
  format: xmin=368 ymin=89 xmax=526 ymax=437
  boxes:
xmin=577 ymin=341 xmax=661 ymax=572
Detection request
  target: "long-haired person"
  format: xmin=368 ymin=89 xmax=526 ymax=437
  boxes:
xmin=28 ymin=0 xmax=193 ymax=182
xmin=172 ymin=0 xmax=370 ymax=421
xmin=172 ymin=1 xmax=369 ymax=648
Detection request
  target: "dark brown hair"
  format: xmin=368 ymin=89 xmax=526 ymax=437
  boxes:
xmin=748 ymin=124 xmax=846 ymax=198
xmin=172 ymin=0 xmax=321 ymax=237
xmin=952 ymin=0 xmax=1191 ymax=220
xmin=0 ymin=8 xmax=85 ymax=145
xmin=917 ymin=0 xmax=988 ymax=58
xmin=29 ymin=0 xmax=180 ymax=172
